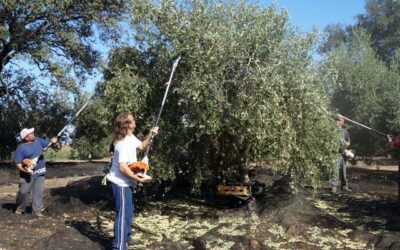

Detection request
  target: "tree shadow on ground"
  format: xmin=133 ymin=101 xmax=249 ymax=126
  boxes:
xmin=349 ymin=167 xmax=398 ymax=184
xmin=0 ymin=202 xmax=33 ymax=217
xmin=1 ymin=202 xmax=15 ymax=211
xmin=334 ymin=195 xmax=400 ymax=231
xmin=66 ymin=220 xmax=112 ymax=249
xmin=0 ymin=203 xmax=17 ymax=220
xmin=319 ymin=192 xmax=400 ymax=249
xmin=45 ymin=176 xmax=114 ymax=216
xmin=319 ymin=167 xmax=400 ymax=232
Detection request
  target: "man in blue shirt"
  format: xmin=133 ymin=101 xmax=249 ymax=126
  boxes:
xmin=14 ymin=128 xmax=57 ymax=217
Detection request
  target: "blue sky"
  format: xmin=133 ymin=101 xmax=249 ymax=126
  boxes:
xmin=262 ymin=0 xmax=366 ymax=32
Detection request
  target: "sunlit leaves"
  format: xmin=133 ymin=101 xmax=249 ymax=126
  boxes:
xmin=125 ymin=0 xmax=337 ymax=188
xmin=103 ymin=67 xmax=150 ymax=118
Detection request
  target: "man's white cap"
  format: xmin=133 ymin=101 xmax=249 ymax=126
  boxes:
xmin=20 ymin=128 xmax=34 ymax=139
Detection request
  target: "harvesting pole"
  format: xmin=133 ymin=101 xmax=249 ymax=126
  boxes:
xmin=55 ymin=95 xmax=93 ymax=139
xmin=144 ymin=56 xmax=181 ymax=157
xmin=22 ymin=94 xmax=93 ymax=173
xmin=337 ymin=114 xmax=387 ymax=137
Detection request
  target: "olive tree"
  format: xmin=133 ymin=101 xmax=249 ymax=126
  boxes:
xmin=110 ymin=0 xmax=337 ymax=190
xmin=0 ymin=0 xmax=127 ymax=157
xmin=85 ymin=0 xmax=338 ymax=192
xmin=73 ymin=46 xmax=152 ymax=159
xmin=320 ymin=29 xmax=400 ymax=155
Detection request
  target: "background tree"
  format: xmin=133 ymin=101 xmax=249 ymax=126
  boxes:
xmin=0 ymin=101 xmax=24 ymax=159
xmin=73 ymin=97 xmax=111 ymax=159
xmin=356 ymin=0 xmax=400 ymax=62
xmin=318 ymin=0 xmax=400 ymax=156
xmin=0 ymin=0 xmax=128 ymax=158
xmin=320 ymin=29 xmax=400 ymax=155
xmin=320 ymin=0 xmax=400 ymax=63
xmin=318 ymin=23 xmax=351 ymax=54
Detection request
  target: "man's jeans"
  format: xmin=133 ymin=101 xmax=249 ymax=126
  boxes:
xmin=16 ymin=175 xmax=45 ymax=214
xmin=331 ymin=154 xmax=348 ymax=188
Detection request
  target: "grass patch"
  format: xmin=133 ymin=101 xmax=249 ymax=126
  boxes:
xmin=46 ymin=146 xmax=77 ymax=160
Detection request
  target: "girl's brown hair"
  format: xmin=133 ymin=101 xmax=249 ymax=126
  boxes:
xmin=112 ymin=112 xmax=134 ymax=144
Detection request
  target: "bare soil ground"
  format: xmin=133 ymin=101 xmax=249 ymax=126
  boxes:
xmin=0 ymin=159 xmax=399 ymax=249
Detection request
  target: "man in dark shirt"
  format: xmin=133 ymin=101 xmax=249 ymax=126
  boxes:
xmin=331 ymin=117 xmax=352 ymax=193
xmin=14 ymin=128 xmax=57 ymax=217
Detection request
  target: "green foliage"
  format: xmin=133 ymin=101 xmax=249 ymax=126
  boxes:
xmin=99 ymin=0 xmax=337 ymax=189
xmin=320 ymin=0 xmax=400 ymax=63
xmin=357 ymin=0 xmax=400 ymax=62
xmin=0 ymin=0 xmax=126 ymax=75
xmin=103 ymin=66 xmax=151 ymax=118
xmin=0 ymin=0 xmax=128 ymax=157
xmin=73 ymin=47 xmax=153 ymax=159
xmin=45 ymin=146 xmax=76 ymax=161
xmin=73 ymin=96 xmax=112 ymax=159
xmin=320 ymin=29 xmax=400 ymax=155
xmin=26 ymin=93 xmax=72 ymax=138
xmin=318 ymin=24 xmax=350 ymax=54
xmin=72 ymin=0 xmax=339 ymax=191
xmin=74 ymin=136 xmax=110 ymax=159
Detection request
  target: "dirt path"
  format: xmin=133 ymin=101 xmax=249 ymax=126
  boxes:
xmin=0 ymin=176 xmax=91 ymax=200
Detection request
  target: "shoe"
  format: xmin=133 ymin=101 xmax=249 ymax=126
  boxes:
xmin=342 ymin=186 xmax=352 ymax=192
xmin=35 ymin=213 xmax=45 ymax=218
xmin=15 ymin=210 xmax=23 ymax=215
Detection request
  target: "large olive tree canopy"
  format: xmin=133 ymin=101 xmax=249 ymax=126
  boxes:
xmin=90 ymin=0 xmax=338 ymax=190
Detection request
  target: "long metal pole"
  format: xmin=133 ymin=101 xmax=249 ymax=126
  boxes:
xmin=56 ymin=96 xmax=93 ymax=138
xmin=42 ymin=95 xmax=93 ymax=150
xmin=338 ymin=114 xmax=387 ymax=137
xmin=144 ymin=56 xmax=181 ymax=157
xmin=154 ymin=56 xmax=181 ymax=127
xmin=25 ymin=94 xmax=93 ymax=169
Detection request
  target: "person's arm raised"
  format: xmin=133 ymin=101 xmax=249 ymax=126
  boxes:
xmin=138 ymin=127 xmax=159 ymax=151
